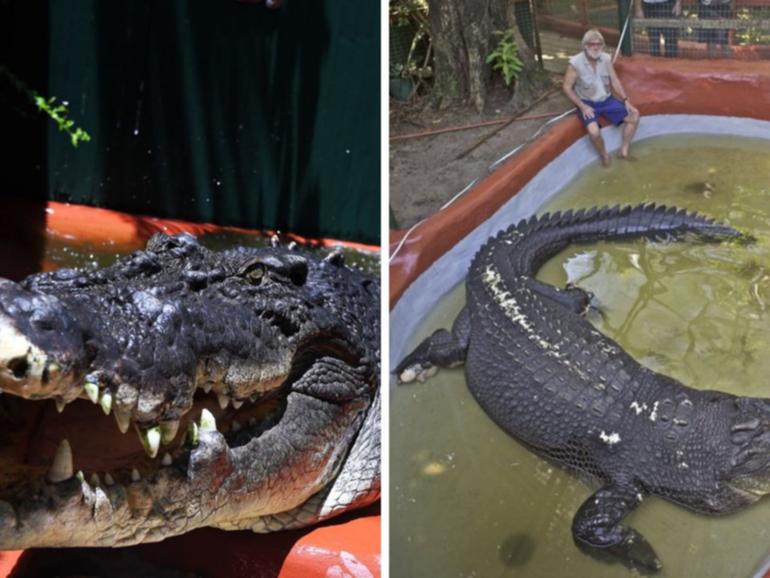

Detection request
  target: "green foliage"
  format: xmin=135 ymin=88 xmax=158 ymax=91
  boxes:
xmin=0 ymin=65 xmax=91 ymax=148
xmin=735 ymin=8 xmax=770 ymax=46
xmin=34 ymin=95 xmax=91 ymax=148
xmin=486 ymin=29 xmax=523 ymax=87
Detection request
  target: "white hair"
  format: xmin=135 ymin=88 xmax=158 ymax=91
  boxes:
xmin=582 ymin=29 xmax=605 ymax=46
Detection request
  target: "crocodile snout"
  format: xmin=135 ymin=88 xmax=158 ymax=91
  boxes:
xmin=0 ymin=281 xmax=86 ymax=400
xmin=0 ymin=312 xmax=45 ymax=393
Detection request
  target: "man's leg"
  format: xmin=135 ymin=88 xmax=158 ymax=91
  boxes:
xmin=642 ymin=2 xmax=660 ymax=56
xmin=586 ymin=121 xmax=610 ymax=166
xmin=663 ymin=0 xmax=679 ymax=57
xmin=663 ymin=23 xmax=679 ymax=57
xmin=620 ymin=108 xmax=640 ymax=158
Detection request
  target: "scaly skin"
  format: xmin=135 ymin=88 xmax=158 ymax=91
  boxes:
xmin=398 ymin=205 xmax=770 ymax=574
xmin=0 ymin=233 xmax=379 ymax=548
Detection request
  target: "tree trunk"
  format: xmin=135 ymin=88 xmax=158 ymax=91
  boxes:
xmin=428 ymin=0 xmax=509 ymax=111
xmin=428 ymin=0 xmax=548 ymax=112
xmin=509 ymin=20 xmax=552 ymax=111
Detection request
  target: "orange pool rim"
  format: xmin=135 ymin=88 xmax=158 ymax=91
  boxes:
xmin=0 ymin=200 xmax=380 ymax=578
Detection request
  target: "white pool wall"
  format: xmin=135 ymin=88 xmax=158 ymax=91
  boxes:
xmin=390 ymin=114 xmax=770 ymax=374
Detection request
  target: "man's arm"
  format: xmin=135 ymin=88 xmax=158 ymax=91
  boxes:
xmin=562 ymin=65 xmax=594 ymax=119
xmin=608 ymin=62 xmax=639 ymax=116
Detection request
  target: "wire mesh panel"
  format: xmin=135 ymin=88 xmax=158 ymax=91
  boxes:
xmin=539 ymin=0 xmax=620 ymax=29
xmin=535 ymin=0 xmax=770 ymax=60
xmin=632 ymin=1 xmax=770 ymax=59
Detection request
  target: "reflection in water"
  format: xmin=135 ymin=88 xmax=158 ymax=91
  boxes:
xmin=392 ymin=135 xmax=770 ymax=578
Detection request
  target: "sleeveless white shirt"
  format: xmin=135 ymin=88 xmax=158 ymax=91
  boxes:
xmin=569 ymin=51 xmax=611 ymax=102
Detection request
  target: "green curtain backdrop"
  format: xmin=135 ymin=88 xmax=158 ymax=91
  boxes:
xmin=5 ymin=1 xmax=379 ymax=244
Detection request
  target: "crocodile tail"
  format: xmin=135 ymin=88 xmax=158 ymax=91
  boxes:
xmin=480 ymin=204 xmax=747 ymax=277
xmin=526 ymin=203 xmax=741 ymax=240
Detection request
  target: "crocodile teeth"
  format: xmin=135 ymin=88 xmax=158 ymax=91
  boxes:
xmin=114 ymin=407 xmax=131 ymax=434
xmin=187 ymin=422 xmax=199 ymax=447
xmin=99 ymin=390 xmax=112 ymax=415
xmin=200 ymin=408 xmax=217 ymax=432
xmin=104 ymin=473 xmax=115 ymax=486
xmin=160 ymin=420 xmax=180 ymax=444
xmin=55 ymin=398 xmax=66 ymax=413
xmin=201 ymin=383 xmax=212 ymax=394
xmin=270 ymin=233 xmax=280 ymax=248
xmin=76 ymin=470 xmax=85 ymax=483
xmin=47 ymin=362 xmax=61 ymax=379
xmin=47 ymin=439 xmax=73 ymax=483
xmin=131 ymin=468 xmax=141 ymax=482
xmin=232 ymin=399 xmax=243 ymax=410
xmin=90 ymin=473 xmax=100 ymax=487
xmin=161 ymin=453 xmax=173 ymax=466
xmin=287 ymin=241 xmax=297 ymax=251
xmin=138 ymin=426 xmax=161 ymax=458
xmin=83 ymin=382 xmax=100 ymax=404
xmin=217 ymin=393 xmax=229 ymax=409
xmin=324 ymin=248 xmax=345 ymax=265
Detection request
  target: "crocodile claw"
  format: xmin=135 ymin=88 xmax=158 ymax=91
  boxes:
xmin=397 ymin=361 xmax=438 ymax=384
xmin=576 ymin=529 xmax=662 ymax=575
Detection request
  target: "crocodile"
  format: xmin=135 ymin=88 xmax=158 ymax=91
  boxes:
xmin=397 ymin=204 xmax=769 ymax=573
xmin=0 ymin=233 xmax=380 ymax=548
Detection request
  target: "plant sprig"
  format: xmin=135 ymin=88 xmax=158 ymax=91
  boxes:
xmin=0 ymin=65 xmax=91 ymax=148
xmin=34 ymin=95 xmax=91 ymax=148
xmin=486 ymin=29 xmax=523 ymax=87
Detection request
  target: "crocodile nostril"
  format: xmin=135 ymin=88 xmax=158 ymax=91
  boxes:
xmin=31 ymin=315 xmax=56 ymax=332
xmin=7 ymin=356 xmax=30 ymax=379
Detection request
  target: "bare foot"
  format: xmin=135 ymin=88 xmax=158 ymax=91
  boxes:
xmin=617 ymin=152 xmax=636 ymax=161
xmin=601 ymin=154 xmax=611 ymax=167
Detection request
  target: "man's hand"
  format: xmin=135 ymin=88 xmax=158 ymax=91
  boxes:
xmin=625 ymin=100 xmax=639 ymax=117
xmin=580 ymin=104 xmax=596 ymax=120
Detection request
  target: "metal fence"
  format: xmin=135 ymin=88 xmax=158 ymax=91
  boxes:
xmin=537 ymin=0 xmax=770 ymax=59
xmin=632 ymin=2 xmax=770 ymax=59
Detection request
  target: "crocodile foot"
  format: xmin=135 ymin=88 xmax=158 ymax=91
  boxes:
xmin=396 ymin=328 xmax=464 ymax=384
xmin=396 ymin=307 xmax=470 ymax=384
xmin=575 ymin=527 xmax=662 ymax=575
xmin=572 ymin=483 xmax=661 ymax=574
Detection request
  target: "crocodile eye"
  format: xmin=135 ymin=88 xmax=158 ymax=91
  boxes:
xmin=241 ymin=263 xmax=266 ymax=285
xmin=238 ymin=260 xmax=267 ymax=285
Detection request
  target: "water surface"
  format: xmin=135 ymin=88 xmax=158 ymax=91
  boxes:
xmin=392 ymin=135 xmax=770 ymax=577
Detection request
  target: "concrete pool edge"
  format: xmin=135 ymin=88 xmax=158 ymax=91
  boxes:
xmin=390 ymin=58 xmax=770 ymax=370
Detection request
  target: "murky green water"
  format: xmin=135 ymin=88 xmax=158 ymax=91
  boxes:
xmin=391 ymin=135 xmax=770 ymax=578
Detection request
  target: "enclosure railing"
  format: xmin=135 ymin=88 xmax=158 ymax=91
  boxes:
xmin=537 ymin=0 xmax=770 ymax=60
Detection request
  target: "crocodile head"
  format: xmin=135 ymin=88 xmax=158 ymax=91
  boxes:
xmin=0 ymin=234 xmax=380 ymax=548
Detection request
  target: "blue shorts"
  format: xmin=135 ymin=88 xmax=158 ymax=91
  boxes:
xmin=576 ymin=96 xmax=628 ymax=127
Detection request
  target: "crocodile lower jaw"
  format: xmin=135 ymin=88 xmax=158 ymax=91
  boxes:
xmin=0 ymin=387 xmax=284 ymax=526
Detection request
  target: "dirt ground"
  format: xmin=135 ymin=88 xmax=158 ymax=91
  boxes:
xmin=389 ymin=81 xmax=575 ymax=231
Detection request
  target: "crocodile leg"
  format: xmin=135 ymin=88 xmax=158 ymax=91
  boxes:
xmin=528 ymin=279 xmax=594 ymax=315
xmin=572 ymin=481 xmax=661 ymax=574
xmin=396 ymin=306 xmax=470 ymax=383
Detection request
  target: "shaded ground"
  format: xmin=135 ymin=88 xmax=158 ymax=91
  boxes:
xmin=389 ymin=86 xmax=573 ymax=230
xmin=389 ymin=31 xmax=610 ymax=231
